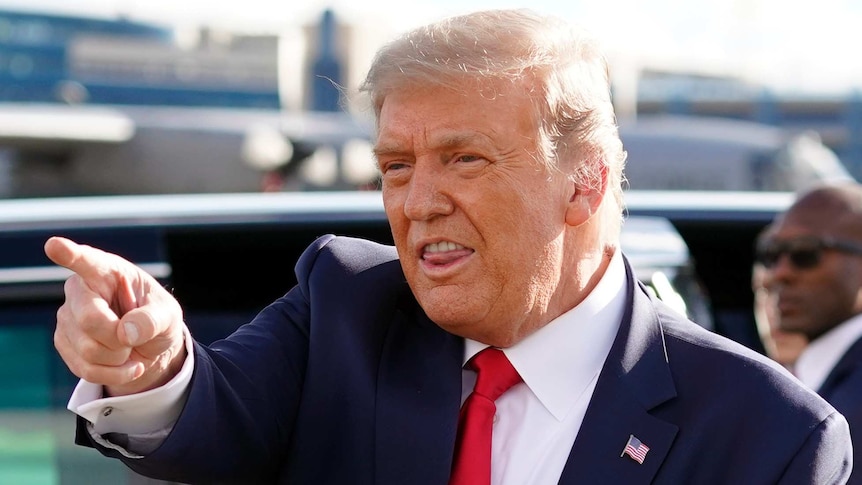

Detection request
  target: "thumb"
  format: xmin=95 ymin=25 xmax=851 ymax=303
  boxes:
xmin=111 ymin=304 xmax=186 ymax=396
xmin=120 ymin=319 xmax=143 ymax=348
xmin=119 ymin=298 xmax=183 ymax=349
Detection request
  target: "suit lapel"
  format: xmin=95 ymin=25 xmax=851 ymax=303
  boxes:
xmin=374 ymin=296 xmax=464 ymax=485
xmin=559 ymin=260 xmax=679 ymax=484
xmin=558 ymin=392 xmax=677 ymax=484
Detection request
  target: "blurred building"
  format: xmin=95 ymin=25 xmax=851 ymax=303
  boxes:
xmin=0 ymin=8 xmax=372 ymax=198
xmin=0 ymin=6 xmax=859 ymax=196
xmin=0 ymin=8 xmax=280 ymax=108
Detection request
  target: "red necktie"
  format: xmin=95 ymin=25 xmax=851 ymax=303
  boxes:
xmin=449 ymin=348 xmax=523 ymax=485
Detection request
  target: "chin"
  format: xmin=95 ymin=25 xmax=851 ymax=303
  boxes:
xmin=419 ymin=298 xmax=480 ymax=330
xmin=421 ymin=303 xmax=474 ymax=328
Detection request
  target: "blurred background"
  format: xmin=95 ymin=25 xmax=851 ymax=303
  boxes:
xmin=0 ymin=0 xmax=859 ymax=196
xmin=0 ymin=1 xmax=860 ymax=483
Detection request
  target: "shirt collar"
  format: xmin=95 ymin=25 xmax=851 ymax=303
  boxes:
xmin=795 ymin=313 xmax=862 ymax=391
xmin=464 ymin=249 xmax=626 ymax=421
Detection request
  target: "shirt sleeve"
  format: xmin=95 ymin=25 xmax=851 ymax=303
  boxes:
xmin=66 ymin=326 xmax=195 ymax=455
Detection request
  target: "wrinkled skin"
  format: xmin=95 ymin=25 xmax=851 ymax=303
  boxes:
xmin=375 ymin=79 xmax=609 ymax=347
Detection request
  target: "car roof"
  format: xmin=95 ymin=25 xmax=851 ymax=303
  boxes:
xmin=0 ymin=190 xmax=793 ymax=230
xmin=0 ymin=190 xmax=708 ymax=277
xmin=0 ymin=190 xmax=725 ymax=291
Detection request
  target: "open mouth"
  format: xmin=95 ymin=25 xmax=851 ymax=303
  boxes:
xmin=421 ymin=241 xmax=474 ymax=267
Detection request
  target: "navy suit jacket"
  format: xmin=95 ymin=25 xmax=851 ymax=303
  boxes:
xmin=818 ymin=336 xmax=862 ymax=485
xmin=80 ymin=235 xmax=852 ymax=484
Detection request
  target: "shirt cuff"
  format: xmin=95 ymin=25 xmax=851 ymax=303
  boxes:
xmin=68 ymin=325 xmax=195 ymax=436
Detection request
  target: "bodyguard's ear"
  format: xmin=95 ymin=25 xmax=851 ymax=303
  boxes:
xmin=565 ymin=164 xmax=607 ymax=227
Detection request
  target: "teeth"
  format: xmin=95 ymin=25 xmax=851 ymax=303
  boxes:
xmin=425 ymin=241 xmax=465 ymax=253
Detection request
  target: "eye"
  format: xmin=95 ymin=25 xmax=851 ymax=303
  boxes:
xmin=454 ymin=154 xmax=483 ymax=164
xmin=378 ymin=160 xmax=413 ymax=185
xmin=379 ymin=159 xmax=410 ymax=174
xmin=383 ymin=162 xmax=405 ymax=172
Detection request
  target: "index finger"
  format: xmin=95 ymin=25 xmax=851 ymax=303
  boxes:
xmin=44 ymin=236 xmax=116 ymax=283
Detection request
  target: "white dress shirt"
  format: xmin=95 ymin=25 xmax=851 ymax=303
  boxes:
xmin=794 ymin=313 xmax=862 ymax=391
xmin=69 ymin=249 xmax=627 ymax=483
xmin=462 ymin=250 xmax=625 ymax=485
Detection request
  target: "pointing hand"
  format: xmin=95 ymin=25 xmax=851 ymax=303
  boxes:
xmin=45 ymin=236 xmax=187 ymax=396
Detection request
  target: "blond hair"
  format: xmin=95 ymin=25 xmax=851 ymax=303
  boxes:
xmin=359 ymin=9 xmax=627 ymax=243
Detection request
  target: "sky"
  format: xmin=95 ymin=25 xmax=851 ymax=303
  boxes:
xmin=3 ymin=0 xmax=862 ymax=95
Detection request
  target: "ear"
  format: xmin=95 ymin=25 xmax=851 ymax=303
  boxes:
xmin=564 ymin=163 xmax=608 ymax=227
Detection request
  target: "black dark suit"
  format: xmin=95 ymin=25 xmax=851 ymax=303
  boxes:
xmin=79 ymin=235 xmax=852 ymax=484
xmin=818 ymin=336 xmax=862 ymax=485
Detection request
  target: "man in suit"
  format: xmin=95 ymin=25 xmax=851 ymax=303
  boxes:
xmin=46 ymin=9 xmax=851 ymax=484
xmin=752 ymin=230 xmax=808 ymax=369
xmin=759 ymin=182 xmax=862 ymax=484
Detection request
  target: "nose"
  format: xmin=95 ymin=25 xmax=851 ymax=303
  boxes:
xmin=402 ymin=162 xmax=454 ymax=221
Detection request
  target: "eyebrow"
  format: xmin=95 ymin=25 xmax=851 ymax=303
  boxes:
xmin=434 ymin=132 xmax=493 ymax=151
xmin=371 ymin=145 xmax=405 ymax=160
xmin=373 ymin=131 xmax=493 ymax=159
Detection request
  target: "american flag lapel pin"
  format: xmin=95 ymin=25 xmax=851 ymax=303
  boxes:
xmin=621 ymin=434 xmax=650 ymax=464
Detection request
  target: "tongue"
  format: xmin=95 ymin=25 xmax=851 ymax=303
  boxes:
xmin=423 ymin=249 xmax=472 ymax=265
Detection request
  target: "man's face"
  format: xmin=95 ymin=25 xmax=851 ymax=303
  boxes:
xmin=375 ymin=81 xmax=576 ymax=346
xmin=763 ymin=211 xmax=862 ymax=340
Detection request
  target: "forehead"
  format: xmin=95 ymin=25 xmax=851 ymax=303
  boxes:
xmin=375 ymin=80 xmax=538 ymax=148
xmin=773 ymin=202 xmax=851 ymax=240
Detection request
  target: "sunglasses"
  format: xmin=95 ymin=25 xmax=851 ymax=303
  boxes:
xmin=755 ymin=236 xmax=862 ymax=269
